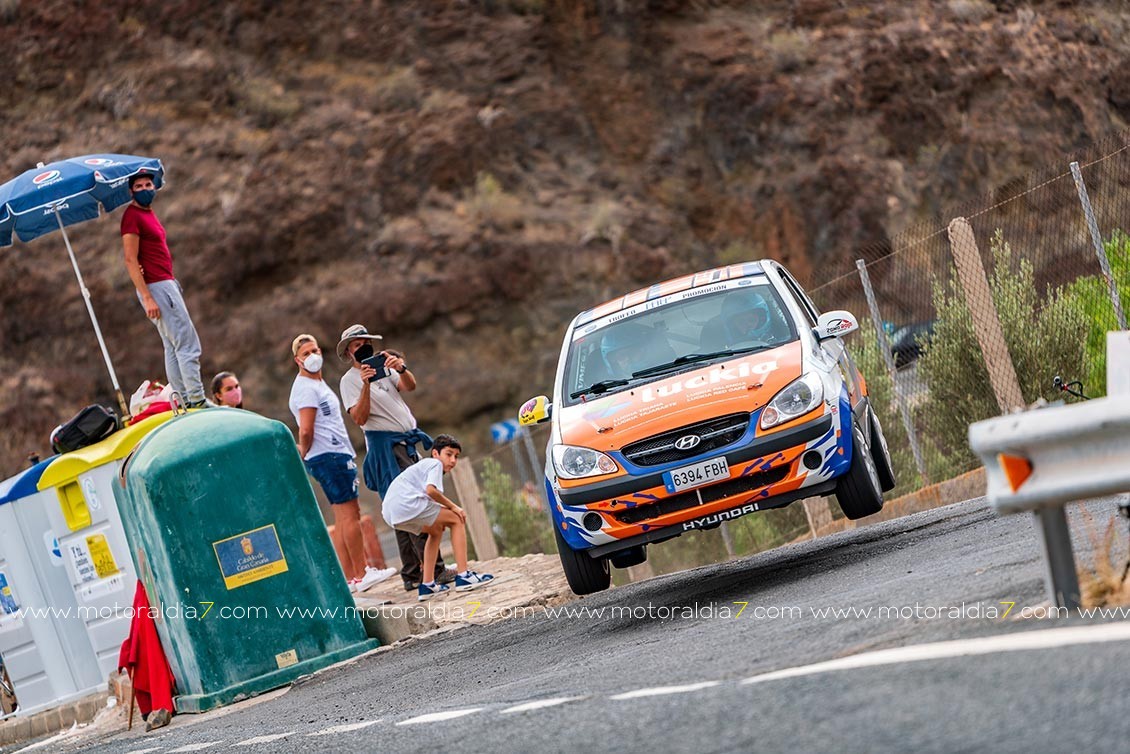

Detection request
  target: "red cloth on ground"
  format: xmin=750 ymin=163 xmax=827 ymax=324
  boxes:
xmin=118 ymin=580 xmax=176 ymax=716
xmin=130 ymin=402 xmax=172 ymax=423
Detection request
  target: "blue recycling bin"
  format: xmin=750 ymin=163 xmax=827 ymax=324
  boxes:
xmin=0 ymin=460 xmax=106 ymax=714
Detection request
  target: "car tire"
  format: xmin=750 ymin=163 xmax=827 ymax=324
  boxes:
xmin=835 ymin=423 xmax=885 ymax=520
xmin=554 ymin=526 xmax=612 ymax=595
xmin=868 ymin=407 xmax=897 ymax=492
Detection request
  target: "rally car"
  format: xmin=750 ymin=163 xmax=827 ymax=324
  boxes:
xmin=518 ymin=260 xmax=896 ymax=595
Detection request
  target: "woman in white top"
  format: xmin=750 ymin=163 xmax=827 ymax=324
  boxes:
xmin=288 ymin=334 xmax=391 ymax=594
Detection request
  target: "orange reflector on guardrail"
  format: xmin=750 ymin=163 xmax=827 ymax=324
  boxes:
xmin=998 ymin=453 xmax=1032 ymax=492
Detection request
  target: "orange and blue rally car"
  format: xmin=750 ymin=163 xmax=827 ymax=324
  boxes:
xmin=518 ymin=260 xmax=896 ymax=595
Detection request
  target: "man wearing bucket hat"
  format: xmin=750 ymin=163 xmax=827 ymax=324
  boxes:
xmin=120 ymin=171 xmax=207 ymax=408
xmin=337 ymin=324 xmax=453 ymax=591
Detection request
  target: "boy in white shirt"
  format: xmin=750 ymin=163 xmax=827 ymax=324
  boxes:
xmin=380 ymin=434 xmax=494 ymax=600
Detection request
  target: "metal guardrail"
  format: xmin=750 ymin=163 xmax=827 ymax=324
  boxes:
xmin=969 ymin=393 xmax=1130 ymax=610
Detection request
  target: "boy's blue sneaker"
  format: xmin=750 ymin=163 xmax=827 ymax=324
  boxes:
xmin=455 ymin=571 xmax=495 ymax=592
xmin=417 ymin=582 xmax=450 ymax=602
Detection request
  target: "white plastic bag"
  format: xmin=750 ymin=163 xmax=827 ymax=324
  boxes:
xmin=128 ymin=380 xmax=174 ymax=416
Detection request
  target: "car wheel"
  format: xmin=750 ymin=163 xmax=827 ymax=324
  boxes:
xmin=835 ymin=423 xmax=885 ymax=520
xmin=554 ymin=525 xmax=612 ymax=595
xmin=868 ymin=407 xmax=897 ymax=492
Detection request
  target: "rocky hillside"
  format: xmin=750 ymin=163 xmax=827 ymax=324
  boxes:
xmin=1 ymin=0 xmax=1128 ymax=475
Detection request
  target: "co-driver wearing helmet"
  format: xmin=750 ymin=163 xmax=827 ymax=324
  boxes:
xmin=600 ymin=324 xmax=657 ymax=379
xmin=701 ymin=289 xmax=778 ymax=352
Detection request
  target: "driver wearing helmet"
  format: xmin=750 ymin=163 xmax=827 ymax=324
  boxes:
xmin=702 ymin=290 xmax=776 ymax=351
xmin=600 ymin=324 xmax=661 ymax=379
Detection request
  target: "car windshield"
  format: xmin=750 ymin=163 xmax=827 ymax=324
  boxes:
xmin=562 ymin=280 xmax=798 ymax=405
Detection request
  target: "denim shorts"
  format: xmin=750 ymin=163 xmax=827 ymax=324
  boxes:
xmin=304 ymin=453 xmax=359 ymax=504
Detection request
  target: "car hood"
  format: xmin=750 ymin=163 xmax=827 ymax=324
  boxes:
xmin=558 ymin=340 xmax=805 ymax=452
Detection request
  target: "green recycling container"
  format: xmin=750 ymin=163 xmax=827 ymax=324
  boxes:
xmin=114 ymin=409 xmax=377 ymax=713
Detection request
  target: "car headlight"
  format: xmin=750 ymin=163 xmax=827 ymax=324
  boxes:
xmin=760 ymin=372 xmax=824 ymax=430
xmin=551 ymin=445 xmax=619 ymax=479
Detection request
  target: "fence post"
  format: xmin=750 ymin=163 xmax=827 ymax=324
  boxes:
xmin=1109 ymin=331 xmax=1130 ymax=397
xmin=801 ymin=498 xmax=818 ymax=539
xmin=449 ymin=460 xmax=500 ymax=561
xmin=1070 ymin=161 xmax=1127 ymax=330
xmin=855 ymin=259 xmax=930 ymax=485
xmin=803 ymin=496 xmax=835 ymax=535
xmin=519 ymin=428 xmax=544 ymax=495
xmin=947 ymin=218 xmax=1026 ymax=413
xmin=719 ymin=522 xmax=736 ymax=558
xmin=509 ymin=442 xmax=530 ymax=486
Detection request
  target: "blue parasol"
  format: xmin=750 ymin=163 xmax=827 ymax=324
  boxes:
xmin=0 ymin=154 xmax=166 ymax=415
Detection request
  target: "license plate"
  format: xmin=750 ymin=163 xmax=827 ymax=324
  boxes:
xmin=663 ymin=456 xmax=730 ymax=494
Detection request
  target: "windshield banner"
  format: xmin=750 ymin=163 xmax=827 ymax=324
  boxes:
xmin=573 ymin=277 xmax=771 ymax=342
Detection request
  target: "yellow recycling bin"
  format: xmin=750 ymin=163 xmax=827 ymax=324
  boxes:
xmin=35 ymin=411 xmax=174 ymax=683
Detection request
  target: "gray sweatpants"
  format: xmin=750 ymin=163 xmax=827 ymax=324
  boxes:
xmin=141 ymin=279 xmax=204 ymax=403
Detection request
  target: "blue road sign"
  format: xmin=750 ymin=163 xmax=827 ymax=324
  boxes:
xmin=490 ymin=419 xmax=521 ymax=444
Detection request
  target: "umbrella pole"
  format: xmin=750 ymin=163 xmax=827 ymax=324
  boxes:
xmin=53 ymin=208 xmax=130 ymax=419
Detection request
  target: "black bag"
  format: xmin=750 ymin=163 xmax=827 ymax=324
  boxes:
xmin=50 ymin=405 xmax=120 ymax=454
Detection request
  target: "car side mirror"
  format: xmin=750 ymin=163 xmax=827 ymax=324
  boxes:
xmin=814 ymin=310 xmax=859 ymax=341
xmin=518 ymin=395 xmax=552 ymax=426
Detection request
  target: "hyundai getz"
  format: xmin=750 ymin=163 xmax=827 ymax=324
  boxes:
xmin=518 ymin=261 xmax=896 ymax=595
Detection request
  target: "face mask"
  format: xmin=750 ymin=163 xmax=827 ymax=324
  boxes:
xmin=133 ymin=189 xmax=156 ymax=207
xmin=302 ymin=353 xmax=323 ymax=373
xmin=221 ymin=387 xmax=243 ymax=407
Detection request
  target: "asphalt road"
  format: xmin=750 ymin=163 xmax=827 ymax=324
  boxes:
xmin=24 ymin=497 xmax=1130 ymax=753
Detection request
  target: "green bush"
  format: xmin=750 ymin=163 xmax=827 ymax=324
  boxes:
xmin=479 ymin=458 xmax=557 ymax=557
xmin=918 ymin=229 xmax=1088 ymax=475
xmin=1062 ymin=229 xmax=1130 ymax=397
xmin=646 ymin=529 xmax=730 ymax=575
xmin=727 ymin=505 xmax=810 ymax=554
xmin=635 ymin=504 xmax=811 ymax=578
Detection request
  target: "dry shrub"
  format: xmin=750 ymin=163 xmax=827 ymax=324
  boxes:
xmin=465 ymin=172 xmax=525 ymax=230
xmin=767 ymin=29 xmax=811 ymax=72
xmin=580 ymin=200 xmax=625 ymax=253
xmin=240 ymin=76 xmax=302 ymax=127
xmin=947 ymin=0 xmax=995 ymax=23
xmin=372 ymin=66 xmax=421 ymax=112
xmin=1079 ymin=502 xmax=1130 ymax=608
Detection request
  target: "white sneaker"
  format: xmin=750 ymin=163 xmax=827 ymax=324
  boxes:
xmin=347 ymin=578 xmax=361 ymax=593
xmin=357 ymin=566 xmax=396 ymax=592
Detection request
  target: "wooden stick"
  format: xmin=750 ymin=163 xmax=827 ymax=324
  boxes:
xmin=127 ymin=669 xmax=136 ymax=731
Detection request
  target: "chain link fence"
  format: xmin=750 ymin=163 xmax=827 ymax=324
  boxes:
xmin=810 ymin=132 xmax=1129 ymax=494
xmin=457 ymin=130 xmax=1130 ymax=582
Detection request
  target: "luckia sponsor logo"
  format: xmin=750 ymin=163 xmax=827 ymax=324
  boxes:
xmin=640 ymin=359 xmax=779 ymax=403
